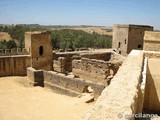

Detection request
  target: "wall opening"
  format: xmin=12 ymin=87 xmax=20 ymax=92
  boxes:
xmin=137 ymin=44 xmax=142 ymax=48
xmin=39 ymin=46 xmax=43 ymax=56
xmin=125 ymin=39 xmax=126 ymax=44
xmin=118 ymin=42 xmax=121 ymax=48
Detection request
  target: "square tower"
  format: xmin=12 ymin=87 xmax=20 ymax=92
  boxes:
xmin=25 ymin=31 xmax=53 ymax=70
xmin=112 ymin=24 xmax=153 ymax=56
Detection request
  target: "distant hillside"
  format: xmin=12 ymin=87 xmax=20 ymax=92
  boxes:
xmin=0 ymin=32 xmax=12 ymax=41
xmin=1 ymin=24 xmax=113 ymax=36
xmin=49 ymin=26 xmax=112 ymax=35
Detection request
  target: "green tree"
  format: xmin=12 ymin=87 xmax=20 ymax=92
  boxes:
xmin=0 ymin=40 xmax=17 ymax=49
xmin=50 ymin=29 xmax=112 ymax=50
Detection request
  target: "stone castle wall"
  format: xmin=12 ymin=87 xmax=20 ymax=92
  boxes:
xmin=0 ymin=55 xmax=31 ymax=77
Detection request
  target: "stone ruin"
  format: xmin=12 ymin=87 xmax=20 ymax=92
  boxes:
xmin=72 ymin=52 xmax=123 ymax=85
xmin=0 ymin=24 xmax=160 ymax=120
xmin=0 ymin=31 xmax=124 ymax=99
xmin=44 ymin=50 xmax=124 ymax=98
xmin=27 ymin=50 xmax=124 ymax=98
xmin=53 ymin=51 xmax=124 ymax=86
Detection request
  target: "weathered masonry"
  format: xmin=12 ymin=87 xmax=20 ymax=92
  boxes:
xmin=83 ymin=50 xmax=160 ymax=120
xmin=112 ymin=24 xmax=153 ymax=56
xmin=27 ymin=50 xmax=124 ymax=98
xmin=72 ymin=52 xmax=123 ymax=85
xmin=0 ymin=55 xmax=30 ymax=76
xmin=25 ymin=31 xmax=53 ymax=70
xmin=144 ymin=31 xmax=160 ymax=52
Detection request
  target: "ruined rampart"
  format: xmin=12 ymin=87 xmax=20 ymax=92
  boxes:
xmin=72 ymin=58 xmax=119 ymax=85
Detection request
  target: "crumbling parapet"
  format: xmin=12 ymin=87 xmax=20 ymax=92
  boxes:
xmin=0 ymin=48 xmax=28 ymax=56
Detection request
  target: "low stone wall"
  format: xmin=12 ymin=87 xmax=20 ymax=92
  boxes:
xmin=53 ymin=51 xmax=83 ymax=73
xmin=80 ymin=52 xmax=111 ymax=61
xmin=0 ymin=55 xmax=31 ymax=77
xmin=27 ymin=67 xmax=44 ymax=86
xmin=43 ymin=71 xmax=105 ymax=98
xmin=83 ymin=50 xmax=144 ymax=120
xmin=72 ymin=58 xmax=120 ymax=85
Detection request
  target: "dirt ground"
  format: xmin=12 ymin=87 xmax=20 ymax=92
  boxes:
xmin=0 ymin=76 xmax=92 ymax=120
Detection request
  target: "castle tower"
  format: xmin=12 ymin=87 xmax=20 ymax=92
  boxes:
xmin=112 ymin=24 xmax=153 ymax=56
xmin=25 ymin=31 xmax=52 ymax=70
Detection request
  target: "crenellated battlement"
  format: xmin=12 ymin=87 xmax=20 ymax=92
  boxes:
xmin=0 ymin=48 xmax=29 ymax=56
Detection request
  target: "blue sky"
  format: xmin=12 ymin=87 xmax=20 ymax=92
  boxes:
xmin=0 ymin=0 xmax=160 ymax=29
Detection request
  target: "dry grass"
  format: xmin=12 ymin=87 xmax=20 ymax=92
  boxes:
xmin=50 ymin=27 xmax=112 ymax=35
xmin=0 ymin=32 xmax=11 ymax=41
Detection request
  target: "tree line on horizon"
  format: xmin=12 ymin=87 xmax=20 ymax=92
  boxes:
xmin=50 ymin=29 xmax=112 ymax=50
xmin=0 ymin=25 xmax=112 ymax=50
